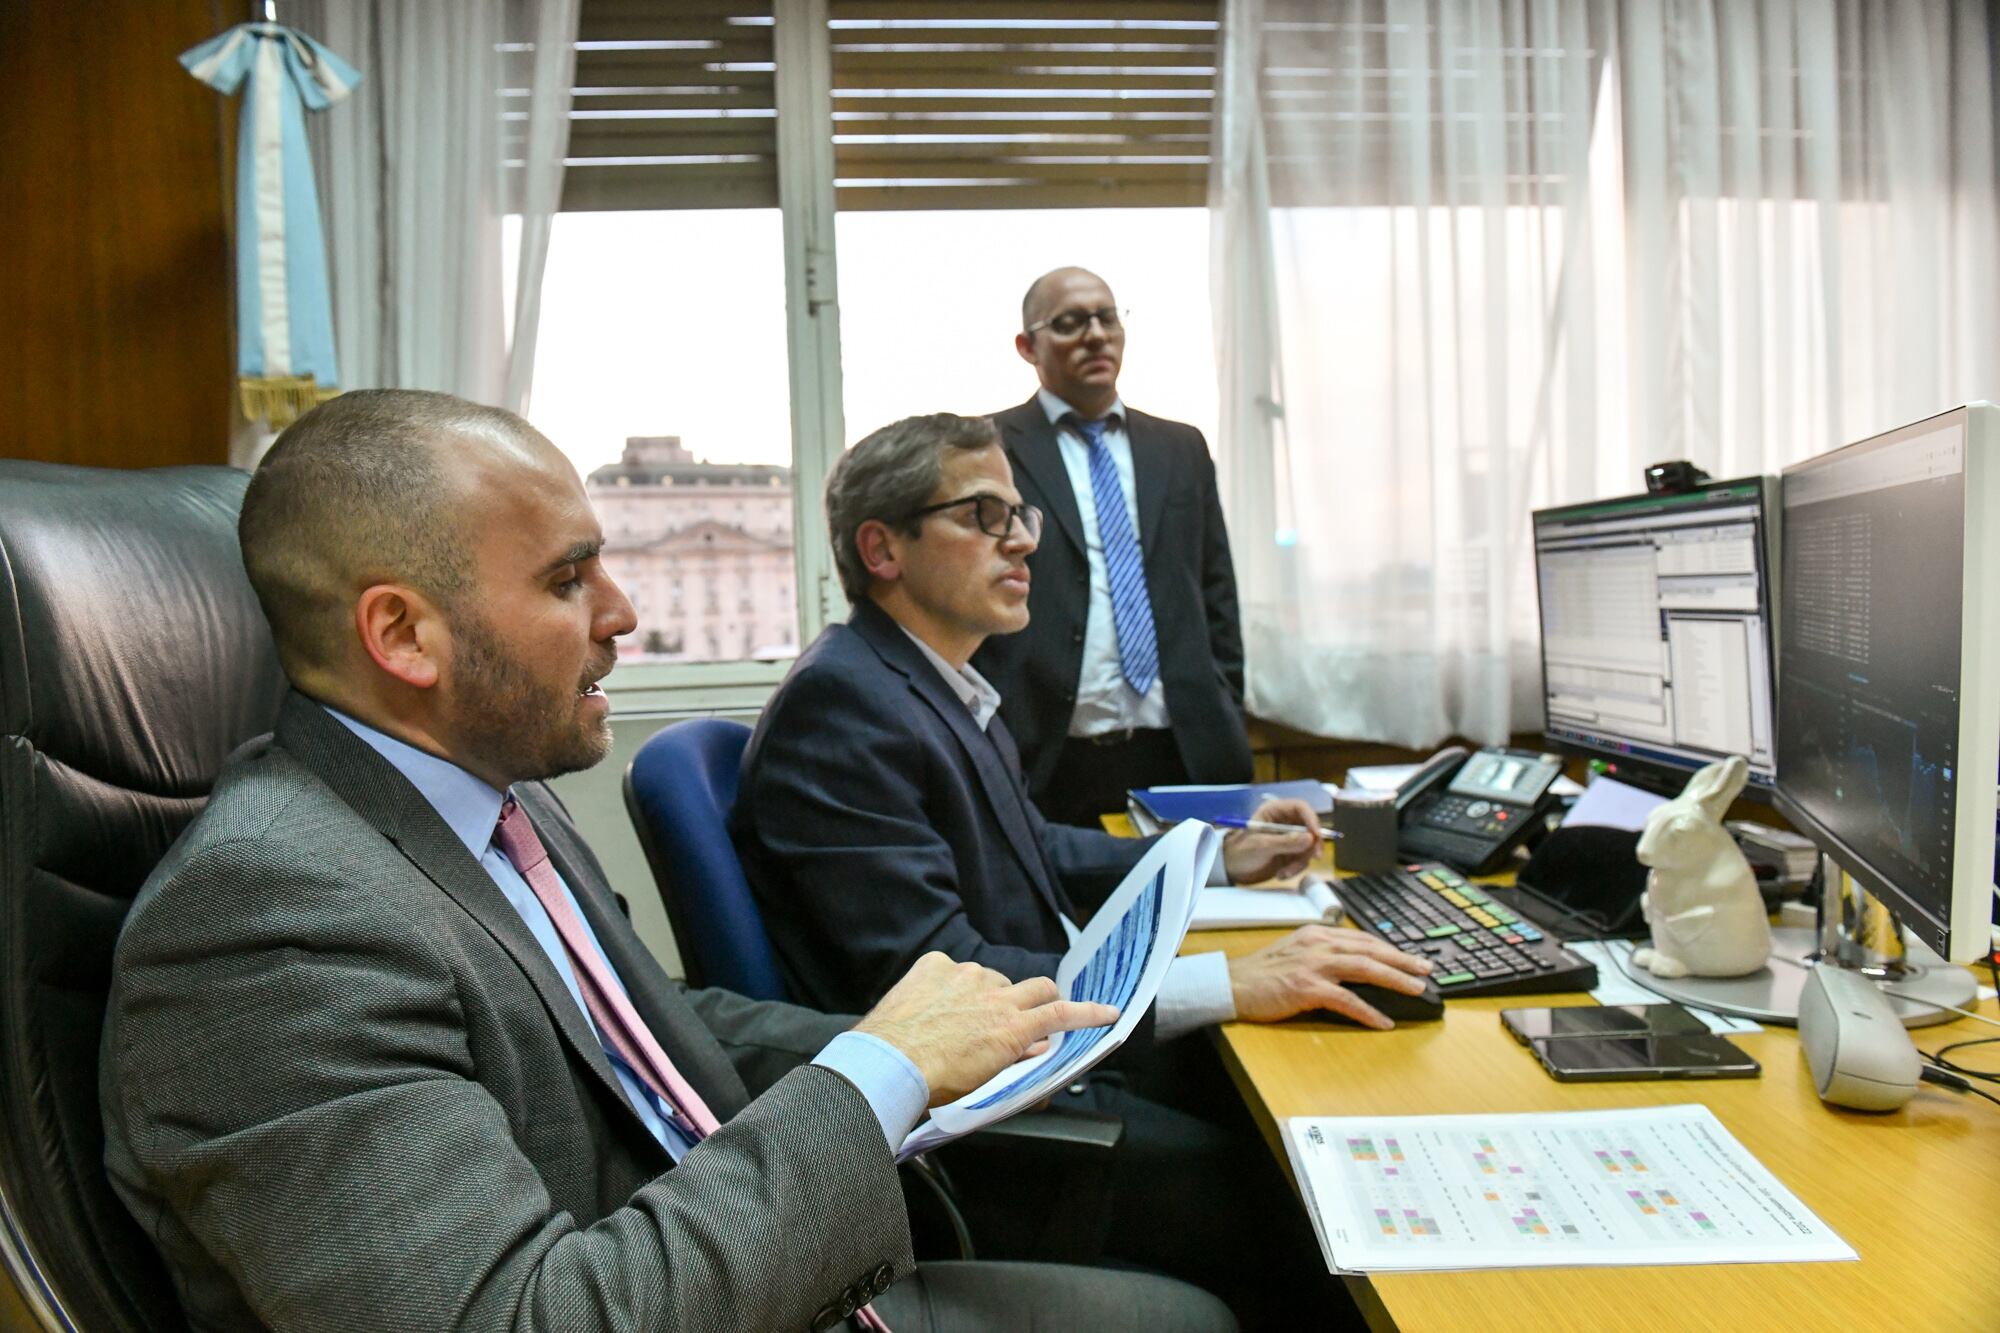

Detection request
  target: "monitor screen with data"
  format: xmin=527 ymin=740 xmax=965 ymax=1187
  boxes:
xmin=1774 ymin=404 xmax=2000 ymax=963
xmin=1532 ymin=480 xmax=1777 ymax=794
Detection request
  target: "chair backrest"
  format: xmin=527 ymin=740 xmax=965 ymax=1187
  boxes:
xmin=622 ymin=718 xmax=789 ymax=1001
xmin=0 ymin=461 xmax=287 ymax=1331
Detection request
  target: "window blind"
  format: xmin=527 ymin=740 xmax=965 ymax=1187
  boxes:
xmin=543 ymin=0 xmax=779 ymax=211
xmin=828 ymin=1 xmax=1222 ymax=211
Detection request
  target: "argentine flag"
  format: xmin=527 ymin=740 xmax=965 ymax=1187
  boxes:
xmin=181 ymin=23 xmax=360 ymax=426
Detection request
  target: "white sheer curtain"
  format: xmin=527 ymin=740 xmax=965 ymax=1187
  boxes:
xmin=1213 ymin=0 xmax=1999 ymax=748
xmin=296 ymin=0 xmax=578 ymax=412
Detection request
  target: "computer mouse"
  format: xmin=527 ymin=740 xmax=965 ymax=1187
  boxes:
xmin=1293 ymin=978 xmax=1446 ymax=1027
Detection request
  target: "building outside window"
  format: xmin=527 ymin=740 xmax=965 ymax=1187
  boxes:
xmin=587 ymin=434 xmax=798 ymax=662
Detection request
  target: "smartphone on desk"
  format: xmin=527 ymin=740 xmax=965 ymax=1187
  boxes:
xmin=1530 ymin=1030 xmax=1760 ymax=1083
xmin=1502 ymin=1002 xmax=1709 ymax=1045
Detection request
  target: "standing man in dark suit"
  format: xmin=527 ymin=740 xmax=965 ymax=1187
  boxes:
xmin=98 ymin=389 xmax=1233 ymax=1333
xmin=973 ymin=266 xmax=1254 ymax=827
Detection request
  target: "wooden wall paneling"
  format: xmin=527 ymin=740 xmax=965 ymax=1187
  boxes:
xmin=0 ymin=0 xmax=234 ymax=469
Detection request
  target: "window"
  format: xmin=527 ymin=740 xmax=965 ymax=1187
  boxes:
xmin=527 ymin=211 xmax=798 ymax=668
xmin=519 ymin=1 xmax=1220 ymax=709
xmin=836 ymin=207 xmax=1218 ymax=448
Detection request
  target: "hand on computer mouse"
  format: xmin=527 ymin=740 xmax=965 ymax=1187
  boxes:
xmin=1227 ymin=924 xmax=1434 ymax=1029
xmin=1300 ymin=978 xmax=1447 ymax=1027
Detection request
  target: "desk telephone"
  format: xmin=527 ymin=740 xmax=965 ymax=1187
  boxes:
xmin=1393 ymin=746 xmax=1566 ymax=875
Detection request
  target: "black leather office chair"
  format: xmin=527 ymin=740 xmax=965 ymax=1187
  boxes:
xmin=0 ymin=461 xmax=287 ymax=1331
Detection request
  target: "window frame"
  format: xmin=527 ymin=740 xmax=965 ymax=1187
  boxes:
xmin=596 ymin=0 xmax=847 ymax=715
xmin=584 ymin=0 xmax=1222 ymax=716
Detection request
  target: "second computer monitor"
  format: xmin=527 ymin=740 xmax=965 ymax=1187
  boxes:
xmin=1532 ymin=479 xmax=1778 ymax=795
xmin=1774 ymin=403 xmax=2000 ymax=964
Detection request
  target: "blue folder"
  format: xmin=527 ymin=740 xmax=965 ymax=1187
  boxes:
xmin=1128 ymin=778 xmax=1334 ymax=827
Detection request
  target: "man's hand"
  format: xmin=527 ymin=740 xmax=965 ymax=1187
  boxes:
xmin=1227 ymin=925 xmax=1433 ymax=1028
xmin=853 ymin=952 xmax=1119 ymax=1107
xmin=1220 ymin=796 xmax=1322 ymax=885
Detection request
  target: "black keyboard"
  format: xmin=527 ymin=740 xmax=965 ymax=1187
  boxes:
xmin=1338 ymin=863 xmax=1599 ymax=998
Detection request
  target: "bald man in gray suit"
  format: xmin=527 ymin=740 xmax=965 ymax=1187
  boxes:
xmin=98 ymin=390 xmax=1234 ymax=1333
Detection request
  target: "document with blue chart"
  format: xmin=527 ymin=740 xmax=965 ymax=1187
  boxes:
xmin=899 ymin=819 xmax=1219 ymax=1159
xmin=1281 ymin=1105 xmax=1854 ymax=1273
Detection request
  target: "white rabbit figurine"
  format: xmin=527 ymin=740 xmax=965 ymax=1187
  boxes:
xmin=1630 ymin=756 xmax=1772 ymax=979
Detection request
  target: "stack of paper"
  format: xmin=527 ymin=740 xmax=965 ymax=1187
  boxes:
xmin=898 ymin=820 xmax=1222 ymax=1159
xmin=1190 ymin=876 xmax=1343 ymax=931
xmin=1727 ymin=821 xmax=1819 ymax=887
xmin=1560 ymin=776 xmax=1667 ymax=831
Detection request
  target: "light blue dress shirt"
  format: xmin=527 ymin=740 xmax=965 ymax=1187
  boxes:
xmin=1038 ymin=387 xmax=1173 ymax=735
xmin=325 ymin=706 xmax=929 ymax=1157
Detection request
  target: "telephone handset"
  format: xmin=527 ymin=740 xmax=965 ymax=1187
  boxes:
xmin=1394 ymin=745 xmax=1565 ymax=876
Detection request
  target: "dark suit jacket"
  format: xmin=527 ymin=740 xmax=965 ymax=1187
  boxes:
xmin=971 ymin=396 xmax=1254 ymax=801
xmin=733 ymin=601 xmax=1153 ymax=1016
xmin=100 ymin=692 xmax=908 ymax=1333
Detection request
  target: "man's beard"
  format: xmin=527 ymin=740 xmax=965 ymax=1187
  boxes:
xmin=449 ymin=612 xmax=612 ymax=785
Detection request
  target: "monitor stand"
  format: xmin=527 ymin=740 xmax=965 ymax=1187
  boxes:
xmin=1619 ymin=856 xmax=1980 ymax=1029
xmin=1624 ymin=927 xmax=1976 ymax=1028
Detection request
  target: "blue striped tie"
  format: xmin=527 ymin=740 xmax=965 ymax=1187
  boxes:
xmin=1073 ymin=415 xmax=1160 ymax=697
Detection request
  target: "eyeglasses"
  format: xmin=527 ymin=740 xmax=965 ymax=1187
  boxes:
xmin=903 ymin=493 xmax=1044 ymax=542
xmin=1023 ymin=306 xmax=1126 ymax=339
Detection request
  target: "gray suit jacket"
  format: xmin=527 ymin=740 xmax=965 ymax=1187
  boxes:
xmin=100 ymin=692 xmax=911 ymax=1332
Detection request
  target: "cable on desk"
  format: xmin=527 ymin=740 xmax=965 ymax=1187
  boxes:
xmin=1909 ymin=973 xmax=2000 ymax=1108
xmin=1918 ymin=1064 xmax=2000 ymax=1109
xmin=1876 ymin=990 xmax=2000 ymax=1031
xmin=1918 ymin=1033 xmax=2000 ymax=1085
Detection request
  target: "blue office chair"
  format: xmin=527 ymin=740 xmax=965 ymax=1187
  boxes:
xmin=622 ymin=717 xmax=1122 ymax=1264
xmin=622 ymin=718 xmax=784 ymax=999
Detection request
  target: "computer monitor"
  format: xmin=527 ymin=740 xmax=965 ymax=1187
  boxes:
xmin=1531 ymin=478 xmax=1778 ymax=797
xmin=1774 ymin=403 xmax=2000 ymax=966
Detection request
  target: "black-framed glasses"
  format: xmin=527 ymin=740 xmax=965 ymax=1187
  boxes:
xmin=903 ymin=493 xmax=1044 ymax=541
xmin=1024 ymin=306 xmax=1126 ymax=339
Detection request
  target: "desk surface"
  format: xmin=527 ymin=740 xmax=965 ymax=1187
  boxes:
xmin=1189 ymin=919 xmax=2000 ymax=1333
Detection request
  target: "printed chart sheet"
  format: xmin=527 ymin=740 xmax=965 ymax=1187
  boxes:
xmin=1282 ymin=1105 xmax=1854 ymax=1272
xmin=899 ymin=820 xmax=1218 ymax=1158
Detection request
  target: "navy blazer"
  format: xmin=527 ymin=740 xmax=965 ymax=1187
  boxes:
xmin=734 ymin=601 xmax=1153 ymax=1015
xmin=970 ymin=396 xmax=1253 ymax=802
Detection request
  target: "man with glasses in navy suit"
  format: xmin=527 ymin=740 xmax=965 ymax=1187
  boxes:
xmin=735 ymin=412 xmax=1431 ymax=1329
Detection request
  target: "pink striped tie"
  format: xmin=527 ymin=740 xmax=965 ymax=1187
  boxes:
xmin=493 ymin=798 xmax=890 ymax=1332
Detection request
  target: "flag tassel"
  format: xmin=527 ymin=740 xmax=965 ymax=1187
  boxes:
xmin=238 ymin=375 xmax=339 ymax=430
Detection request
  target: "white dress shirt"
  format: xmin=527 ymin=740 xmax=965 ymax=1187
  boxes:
xmin=900 ymin=629 xmax=1237 ymax=1039
xmin=1038 ymin=388 xmax=1172 ymax=737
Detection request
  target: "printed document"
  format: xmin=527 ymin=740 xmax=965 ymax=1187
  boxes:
xmin=1560 ymin=775 xmax=1667 ymax=832
xmin=1282 ymin=1104 xmax=1854 ymax=1273
xmin=899 ymin=820 xmax=1219 ymax=1159
xmin=1190 ymin=876 xmax=1342 ymax=931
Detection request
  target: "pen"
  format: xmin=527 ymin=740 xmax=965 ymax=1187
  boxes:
xmin=1211 ymin=817 xmax=1341 ymax=837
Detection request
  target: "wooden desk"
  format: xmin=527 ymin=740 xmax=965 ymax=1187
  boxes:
xmin=1189 ymin=923 xmax=2000 ymax=1332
